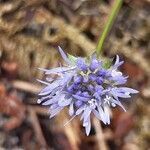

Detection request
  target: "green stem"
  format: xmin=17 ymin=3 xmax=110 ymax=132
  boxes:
xmin=96 ymin=0 xmax=123 ymax=56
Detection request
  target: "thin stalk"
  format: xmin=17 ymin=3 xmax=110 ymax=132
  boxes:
xmin=96 ymin=0 xmax=123 ymax=56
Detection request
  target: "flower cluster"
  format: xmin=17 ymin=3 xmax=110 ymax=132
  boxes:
xmin=37 ymin=47 xmax=138 ymax=135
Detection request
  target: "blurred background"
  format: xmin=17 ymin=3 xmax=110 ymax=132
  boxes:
xmin=0 ymin=0 xmax=149 ymax=150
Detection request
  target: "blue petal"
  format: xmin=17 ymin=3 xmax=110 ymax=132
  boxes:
xmin=38 ymin=80 xmax=60 ymax=96
xmin=58 ymin=46 xmax=71 ymax=64
xmin=58 ymin=95 xmax=72 ymax=106
xmin=69 ymin=103 xmax=74 ymax=116
xmin=81 ymin=92 xmax=90 ymax=98
xmin=93 ymin=92 xmax=101 ymax=100
xmin=113 ymin=55 xmax=124 ymax=68
xmin=83 ymin=107 xmax=92 ymax=122
xmin=92 ymin=109 xmax=101 ymax=120
xmin=75 ymin=100 xmax=83 ymax=107
xmin=76 ymin=58 xmax=87 ymax=71
xmin=83 ymin=76 xmax=89 ymax=83
xmin=89 ymin=73 xmax=97 ymax=81
xmin=76 ymin=106 xmax=85 ymax=115
xmin=72 ymin=94 xmax=89 ymax=102
xmin=74 ymin=75 xmax=83 ymax=84
xmin=84 ymin=117 xmax=91 ymax=136
xmin=97 ymin=106 xmax=110 ymax=124
xmin=112 ymin=91 xmax=131 ymax=98
xmin=42 ymin=99 xmax=56 ymax=105
xmin=90 ymin=59 xmax=101 ymax=71
xmin=49 ymin=106 xmax=63 ymax=118
xmin=50 ymin=104 xmax=58 ymax=109
xmin=40 ymin=67 xmax=76 ymax=75
xmin=111 ymin=99 xmax=126 ymax=111
xmin=61 ymin=74 xmax=74 ymax=87
xmin=111 ymin=88 xmax=131 ymax=98
xmin=95 ymin=85 xmax=103 ymax=93
xmin=38 ymin=95 xmax=50 ymax=103
xmin=42 ymin=95 xmax=60 ymax=105
xmin=119 ymin=87 xmax=139 ymax=94
xmin=103 ymin=106 xmax=110 ymax=124
xmin=111 ymin=76 xmax=127 ymax=85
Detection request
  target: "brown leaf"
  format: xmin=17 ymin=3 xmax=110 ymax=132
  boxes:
xmin=112 ymin=110 xmax=134 ymax=139
xmin=122 ymin=61 xmax=144 ymax=80
xmin=1 ymin=61 xmax=18 ymax=80
xmin=0 ymin=85 xmax=26 ymax=131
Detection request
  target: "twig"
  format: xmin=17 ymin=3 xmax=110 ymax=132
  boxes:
xmin=64 ymin=124 xmax=79 ymax=150
xmin=28 ymin=106 xmax=48 ymax=148
xmin=29 ymin=105 xmax=49 ymax=116
xmin=37 ymin=7 xmax=96 ymax=54
xmin=12 ymin=80 xmax=80 ymax=149
xmin=142 ymin=87 xmax=150 ymax=98
xmin=93 ymin=118 xmax=108 ymax=150
xmin=57 ymin=110 xmax=80 ymax=150
xmin=12 ymin=80 xmax=42 ymax=94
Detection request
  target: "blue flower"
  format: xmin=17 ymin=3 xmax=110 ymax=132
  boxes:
xmin=37 ymin=47 xmax=138 ymax=135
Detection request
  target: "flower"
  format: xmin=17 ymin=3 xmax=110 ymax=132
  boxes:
xmin=37 ymin=47 xmax=138 ymax=135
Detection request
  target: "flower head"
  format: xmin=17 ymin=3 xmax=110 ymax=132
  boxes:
xmin=38 ymin=47 xmax=138 ymax=135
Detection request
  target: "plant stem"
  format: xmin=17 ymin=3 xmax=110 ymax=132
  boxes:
xmin=96 ymin=0 xmax=123 ymax=56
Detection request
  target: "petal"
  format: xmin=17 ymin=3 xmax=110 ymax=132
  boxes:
xmin=103 ymin=106 xmax=110 ymax=124
xmin=76 ymin=106 xmax=85 ymax=115
xmin=58 ymin=99 xmax=72 ymax=106
xmin=69 ymin=102 xmax=74 ymax=116
xmin=37 ymin=99 xmax=42 ymax=104
xmin=115 ymin=55 xmax=119 ymax=65
xmin=111 ymin=70 xmax=122 ymax=77
xmin=97 ymin=106 xmax=106 ymax=124
xmin=113 ymin=55 xmax=124 ymax=68
xmin=93 ymin=92 xmax=101 ymax=100
xmin=61 ymin=73 xmax=74 ymax=85
xmin=90 ymin=58 xmax=101 ymax=71
xmin=83 ymin=107 xmax=92 ymax=123
xmin=42 ymin=99 xmax=56 ymax=105
xmin=97 ymin=106 xmax=110 ymax=124
xmin=49 ymin=107 xmax=63 ymax=118
xmin=58 ymin=95 xmax=72 ymax=106
xmin=92 ymin=109 xmax=101 ymax=120
xmin=111 ymin=76 xmax=128 ymax=85
xmin=111 ymin=88 xmax=131 ymax=98
xmin=84 ymin=117 xmax=91 ymax=136
xmin=38 ymin=95 xmax=51 ymax=103
xmin=111 ymin=99 xmax=126 ymax=111
xmin=76 ymin=58 xmax=87 ymax=71
xmin=116 ymin=92 xmax=131 ymax=98
xmin=45 ymin=67 xmax=75 ymax=75
xmin=50 ymin=104 xmax=58 ymax=109
xmin=38 ymin=67 xmax=63 ymax=74
xmin=58 ymin=46 xmax=71 ymax=64
xmin=38 ymin=80 xmax=60 ymax=96
xmin=72 ymin=94 xmax=89 ymax=102
xmin=119 ymin=87 xmax=139 ymax=94
xmin=42 ymin=95 xmax=60 ymax=105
